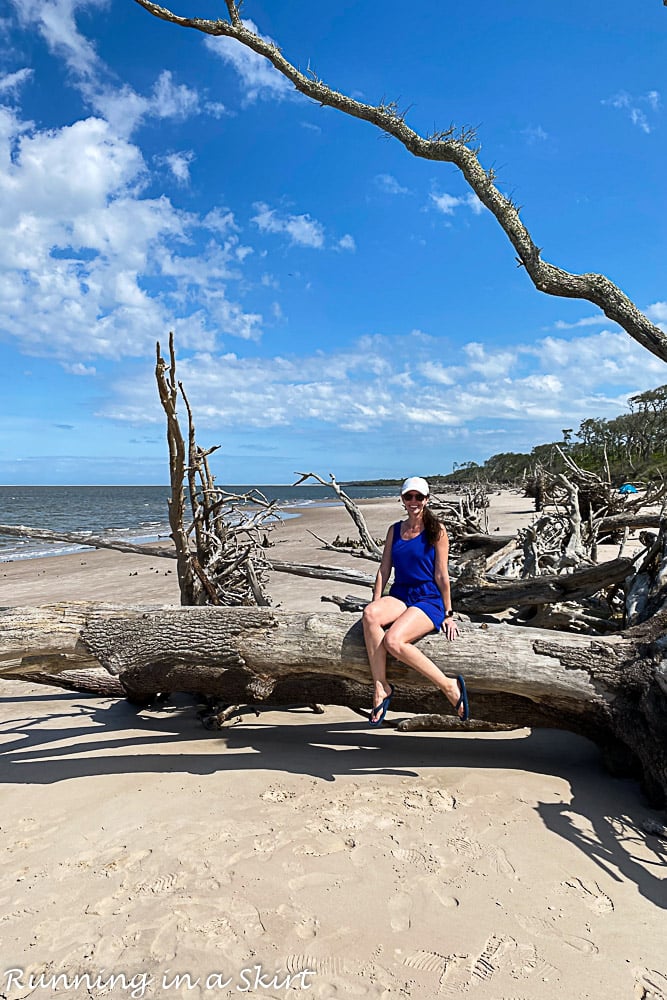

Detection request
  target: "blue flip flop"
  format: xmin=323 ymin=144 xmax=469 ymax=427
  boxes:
xmin=369 ymin=683 xmax=395 ymax=726
xmin=455 ymin=674 xmax=470 ymax=723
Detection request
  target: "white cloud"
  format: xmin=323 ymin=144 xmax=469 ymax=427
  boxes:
xmin=160 ymin=150 xmax=195 ymax=185
xmin=62 ymin=361 xmax=96 ymax=375
xmin=603 ymin=90 xmax=661 ymax=134
xmin=430 ymin=192 xmax=460 ymax=216
xmin=152 ymin=69 xmax=199 ymax=118
xmin=522 ymin=124 xmax=548 ymax=144
xmin=646 ymin=91 xmax=660 ymax=112
xmin=418 ymin=361 xmax=456 ymax=386
xmin=11 ymin=0 xmax=223 ymax=137
xmin=0 ymin=67 xmax=32 ymax=96
xmin=552 ymin=315 xmax=612 ymax=330
xmin=376 ymin=173 xmax=409 ymax=195
xmin=203 ymin=207 xmax=238 ymax=235
xmin=464 ymin=342 xmax=516 ymax=379
xmin=430 ymin=191 xmax=484 ymax=217
xmin=252 ymin=202 xmax=325 ymax=249
xmin=204 ymin=19 xmax=294 ymax=104
xmin=261 ymin=272 xmax=279 ymax=289
xmin=10 ymin=0 xmax=104 ymax=78
xmin=0 ymin=104 xmax=264 ymax=359
xmin=99 ymin=324 xmax=666 ymax=442
xmin=92 ymin=71 xmax=223 ymax=138
xmin=337 ymin=234 xmax=356 ymax=252
xmin=646 ymin=301 xmax=667 ymax=330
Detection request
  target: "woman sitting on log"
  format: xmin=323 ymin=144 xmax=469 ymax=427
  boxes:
xmin=362 ymin=477 xmax=469 ymax=726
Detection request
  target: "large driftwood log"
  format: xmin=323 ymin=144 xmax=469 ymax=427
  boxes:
xmin=1 ymin=602 xmax=666 ymax=804
xmin=453 ymin=556 xmax=634 ymax=615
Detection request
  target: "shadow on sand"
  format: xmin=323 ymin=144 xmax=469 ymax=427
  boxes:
xmin=1 ymin=685 xmax=665 ymax=908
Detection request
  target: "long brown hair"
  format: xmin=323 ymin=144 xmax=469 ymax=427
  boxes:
xmin=423 ymin=503 xmax=444 ymax=547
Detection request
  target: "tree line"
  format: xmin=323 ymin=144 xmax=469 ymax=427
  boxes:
xmin=445 ymin=383 xmax=667 ymax=485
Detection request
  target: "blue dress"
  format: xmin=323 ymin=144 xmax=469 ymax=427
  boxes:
xmin=388 ymin=522 xmax=446 ymax=631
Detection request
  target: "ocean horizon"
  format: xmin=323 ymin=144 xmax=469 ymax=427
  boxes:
xmin=0 ymin=483 xmax=396 ymax=562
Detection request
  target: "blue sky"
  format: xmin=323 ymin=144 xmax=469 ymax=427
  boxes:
xmin=1 ymin=0 xmax=665 ymax=485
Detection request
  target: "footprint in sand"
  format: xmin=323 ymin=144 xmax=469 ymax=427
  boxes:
xmin=197 ymin=914 xmax=242 ymax=949
xmin=403 ymin=949 xmax=451 ymax=975
xmin=490 ymin=846 xmax=518 ymax=880
xmin=287 ymin=872 xmax=346 ymax=892
xmin=402 ymin=787 xmax=456 ymax=813
xmin=391 ymin=847 xmax=430 ymax=869
xmin=470 ymin=934 xmax=518 ymax=984
xmin=558 ymin=877 xmax=614 ymax=914
xmin=285 ymin=954 xmax=348 ymax=976
xmin=136 ymin=872 xmax=179 ymax=895
xmin=273 ymin=902 xmax=320 ymax=940
xmin=515 ymin=913 xmax=598 ymax=955
xmin=439 ymin=933 xmax=558 ymax=994
xmin=633 ymin=966 xmax=667 ymax=999
xmin=388 ymin=889 xmax=412 ymax=931
xmin=427 ymin=880 xmax=460 ymax=909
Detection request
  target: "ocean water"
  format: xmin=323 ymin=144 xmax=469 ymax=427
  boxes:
xmin=0 ymin=484 xmax=395 ymax=562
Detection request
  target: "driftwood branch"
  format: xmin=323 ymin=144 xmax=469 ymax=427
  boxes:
xmin=293 ymin=472 xmax=382 ymax=559
xmin=453 ymin=556 xmax=635 ymax=615
xmin=133 ymin=0 xmax=667 ymax=363
xmin=155 ymin=335 xmax=278 ymax=607
xmin=0 ymin=524 xmax=174 ymax=559
xmin=1 ymin=601 xmax=666 ymax=804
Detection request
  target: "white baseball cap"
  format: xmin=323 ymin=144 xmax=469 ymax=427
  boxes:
xmin=401 ymin=476 xmax=429 ymax=496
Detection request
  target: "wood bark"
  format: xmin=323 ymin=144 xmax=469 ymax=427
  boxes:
xmin=155 ymin=334 xmax=202 ymax=603
xmin=452 ymin=556 xmax=634 ymax=615
xmin=1 ymin=602 xmax=666 ymax=804
xmin=132 ymin=0 xmax=667 ymax=363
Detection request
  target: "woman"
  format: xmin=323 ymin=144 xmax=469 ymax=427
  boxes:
xmin=362 ymin=477 xmax=469 ymax=725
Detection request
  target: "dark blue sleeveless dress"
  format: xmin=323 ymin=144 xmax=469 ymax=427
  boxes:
xmin=388 ymin=521 xmax=446 ymax=631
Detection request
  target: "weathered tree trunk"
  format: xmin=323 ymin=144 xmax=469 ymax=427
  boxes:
xmin=452 ymin=556 xmax=634 ymax=615
xmin=1 ymin=602 xmax=665 ymax=804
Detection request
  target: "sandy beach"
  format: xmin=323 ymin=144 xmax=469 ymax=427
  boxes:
xmin=0 ymin=494 xmax=665 ymax=1000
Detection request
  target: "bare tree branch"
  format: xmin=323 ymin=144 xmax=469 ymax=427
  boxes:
xmin=133 ymin=0 xmax=667 ymax=362
xmin=293 ymin=471 xmax=383 ymax=559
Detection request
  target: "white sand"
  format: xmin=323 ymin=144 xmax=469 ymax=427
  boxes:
xmin=0 ymin=492 xmax=665 ymax=999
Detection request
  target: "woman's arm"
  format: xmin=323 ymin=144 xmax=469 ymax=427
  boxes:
xmin=372 ymin=526 xmax=395 ymax=601
xmin=434 ymin=528 xmax=458 ymax=638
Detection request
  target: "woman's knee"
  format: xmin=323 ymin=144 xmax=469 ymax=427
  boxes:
xmin=362 ymin=602 xmax=381 ymax=628
xmin=362 ymin=601 xmax=384 ymax=625
xmin=383 ymin=629 xmax=406 ymax=659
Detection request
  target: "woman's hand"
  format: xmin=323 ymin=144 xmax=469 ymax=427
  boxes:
xmin=442 ymin=617 xmax=459 ymax=641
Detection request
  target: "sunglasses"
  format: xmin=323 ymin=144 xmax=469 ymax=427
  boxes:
xmin=403 ymin=492 xmax=425 ymax=501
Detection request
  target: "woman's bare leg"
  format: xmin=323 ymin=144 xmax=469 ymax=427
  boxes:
xmin=362 ymin=596 xmax=407 ymax=720
xmin=383 ymin=608 xmax=466 ymax=718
